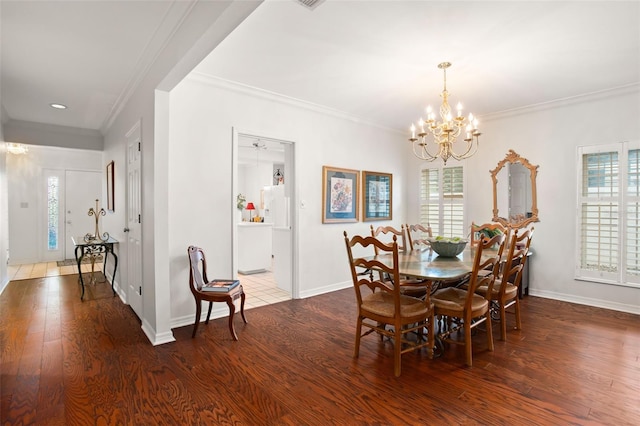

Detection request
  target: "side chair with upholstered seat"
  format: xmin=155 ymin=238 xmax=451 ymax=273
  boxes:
xmin=475 ymin=227 xmax=534 ymax=341
xmin=344 ymin=231 xmax=435 ymax=377
xmin=188 ymin=245 xmax=247 ymax=340
xmin=431 ymin=234 xmax=504 ymax=367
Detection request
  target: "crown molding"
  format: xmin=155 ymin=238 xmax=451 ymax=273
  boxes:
xmin=187 ymin=72 xmax=405 ymax=135
xmin=481 ymin=83 xmax=640 ymax=122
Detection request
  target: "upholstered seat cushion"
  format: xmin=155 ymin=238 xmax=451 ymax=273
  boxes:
xmin=431 ymin=287 xmax=488 ymax=311
xmin=361 ymin=291 xmax=430 ymax=318
xmin=475 ymin=279 xmax=518 ymax=299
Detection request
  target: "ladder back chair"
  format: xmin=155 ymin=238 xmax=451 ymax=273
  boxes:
xmin=470 ymin=222 xmax=509 ymax=247
xmin=370 ymin=225 xmax=428 ymax=299
xmin=431 ymin=234 xmax=505 ymax=366
xmin=475 ymin=227 xmax=534 ymax=341
xmin=406 ymin=223 xmax=433 ymax=250
xmin=344 ymin=231 xmax=435 ymax=377
xmin=188 ymin=246 xmax=247 ymax=340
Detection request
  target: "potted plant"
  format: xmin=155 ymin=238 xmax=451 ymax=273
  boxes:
xmin=236 ymin=193 xmax=246 ymax=210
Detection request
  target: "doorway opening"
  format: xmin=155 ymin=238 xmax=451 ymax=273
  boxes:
xmin=233 ymin=131 xmax=296 ymax=309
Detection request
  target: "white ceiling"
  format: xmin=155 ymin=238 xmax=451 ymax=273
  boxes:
xmin=1 ymin=0 xmax=180 ymax=131
xmin=2 ymin=0 xmax=639 ymax=140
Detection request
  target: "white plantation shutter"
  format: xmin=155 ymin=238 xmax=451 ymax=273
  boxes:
xmin=442 ymin=167 xmax=464 ymax=237
xmin=577 ymin=142 xmax=640 ymax=287
xmin=420 ymin=165 xmax=465 ymax=239
xmin=420 ymin=169 xmax=440 ymax=230
xmin=626 ymin=149 xmax=640 ymax=281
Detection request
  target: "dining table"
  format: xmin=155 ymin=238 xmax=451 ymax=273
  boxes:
xmin=363 ymin=245 xmax=490 ymax=283
xmin=361 ymin=245 xmax=497 ymax=357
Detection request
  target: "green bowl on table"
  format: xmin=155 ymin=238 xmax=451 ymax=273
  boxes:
xmin=427 ymin=236 xmax=468 ymax=257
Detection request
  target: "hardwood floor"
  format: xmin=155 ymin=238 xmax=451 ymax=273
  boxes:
xmin=1 ymin=274 xmax=639 ymax=425
xmin=7 ymin=262 xmax=290 ymax=307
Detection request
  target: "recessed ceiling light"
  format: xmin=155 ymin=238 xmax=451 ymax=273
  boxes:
xmin=50 ymin=103 xmax=67 ymax=109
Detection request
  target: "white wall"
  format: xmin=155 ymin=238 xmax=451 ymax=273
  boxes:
xmin=240 ymin=161 xmax=272 ymax=220
xmin=0 ymin=126 xmax=8 ymax=293
xmin=409 ymin=86 xmax=640 ymax=313
xmin=4 ymin=120 xmax=103 ymax=151
xmin=6 ymin=145 xmax=102 ymax=264
xmin=101 ymin=0 xmax=261 ymax=344
xmin=167 ymin=75 xmax=408 ymax=325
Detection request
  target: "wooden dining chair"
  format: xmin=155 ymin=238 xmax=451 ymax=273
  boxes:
xmin=406 ymin=223 xmax=432 ymax=250
xmin=475 ymin=227 xmax=534 ymax=341
xmin=370 ymin=225 xmax=428 ymax=299
xmin=470 ymin=222 xmax=508 ymax=247
xmin=431 ymin=234 xmax=504 ymax=367
xmin=187 ymin=246 xmax=247 ymax=340
xmin=344 ymin=231 xmax=435 ymax=377
xmin=370 ymin=225 xmax=409 ymax=252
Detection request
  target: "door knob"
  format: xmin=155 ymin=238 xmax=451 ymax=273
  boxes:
xmin=124 ymin=227 xmax=130 ymax=232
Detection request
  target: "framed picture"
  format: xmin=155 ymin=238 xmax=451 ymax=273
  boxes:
xmin=362 ymin=171 xmax=392 ymax=221
xmin=322 ymin=166 xmax=360 ymax=223
xmin=106 ymin=161 xmax=115 ymax=212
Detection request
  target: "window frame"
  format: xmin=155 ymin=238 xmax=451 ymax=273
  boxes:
xmin=575 ymin=141 xmax=640 ymax=288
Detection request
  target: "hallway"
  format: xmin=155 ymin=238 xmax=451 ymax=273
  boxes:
xmin=7 ymin=262 xmax=290 ymax=308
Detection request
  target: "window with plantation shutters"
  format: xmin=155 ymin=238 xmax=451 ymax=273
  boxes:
xmin=420 ymin=165 xmax=465 ymax=239
xmin=576 ymin=142 xmax=640 ymax=287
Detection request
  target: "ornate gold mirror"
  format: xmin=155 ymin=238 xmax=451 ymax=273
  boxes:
xmin=490 ymin=150 xmax=539 ymax=228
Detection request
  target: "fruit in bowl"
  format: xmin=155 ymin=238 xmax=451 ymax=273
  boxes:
xmin=427 ymin=236 xmax=468 ymax=257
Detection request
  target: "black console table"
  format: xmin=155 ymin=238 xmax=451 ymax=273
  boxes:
xmin=72 ymin=236 xmax=118 ymax=300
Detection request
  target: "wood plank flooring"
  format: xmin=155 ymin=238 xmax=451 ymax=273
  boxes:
xmin=1 ymin=274 xmax=639 ymax=425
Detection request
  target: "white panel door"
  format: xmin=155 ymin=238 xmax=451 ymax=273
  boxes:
xmin=126 ymin=122 xmax=143 ymax=319
xmin=64 ymin=170 xmax=102 ymax=260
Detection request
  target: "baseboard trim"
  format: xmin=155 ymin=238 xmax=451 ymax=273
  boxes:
xmin=529 ymin=289 xmax=640 ymax=315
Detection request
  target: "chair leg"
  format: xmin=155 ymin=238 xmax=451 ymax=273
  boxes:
xmin=486 ymin=310 xmax=494 ymax=352
xmin=514 ymin=297 xmax=522 ymax=331
xmin=354 ymin=317 xmax=363 ymax=358
xmin=225 ymin=299 xmax=238 ymax=341
xmin=239 ymin=291 xmax=248 ymax=324
xmin=205 ymin=301 xmax=213 ymax=324
xmin=464 ymin=321 xmax=473 ymax=367
xmin=393 ymin=325 xmax=402 ymax=377
xmin=426 ymin=314 xmax=435 ymax=359
xmin=192 ymin=300 xmax=202 ymax=338
xmin=500 ymin=302 xmax=508 ymax=341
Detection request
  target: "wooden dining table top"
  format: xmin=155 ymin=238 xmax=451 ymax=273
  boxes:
xmin=364 ymin=247 xmax=490 ymax=281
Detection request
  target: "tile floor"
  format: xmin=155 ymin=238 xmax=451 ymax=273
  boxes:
xmin=8 ymin=261 xmax=102 ymax=281
xmin=238 ymin=270 xmax=291 ymax=309
xmin=8 ymin=262 xmax=290 ymax=309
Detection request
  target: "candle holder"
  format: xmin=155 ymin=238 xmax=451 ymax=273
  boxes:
xmin=84 ymin=199 xmax=110 ymax=242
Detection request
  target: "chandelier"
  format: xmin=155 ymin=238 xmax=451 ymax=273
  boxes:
xmin=409 ymin=62 xmax=481 ymax=164
xmin=7 ymin=143 xmax=29 ymax=155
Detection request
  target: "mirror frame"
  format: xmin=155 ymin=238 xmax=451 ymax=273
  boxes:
xmin=490 ymin=149 xmax=539 ymax=229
